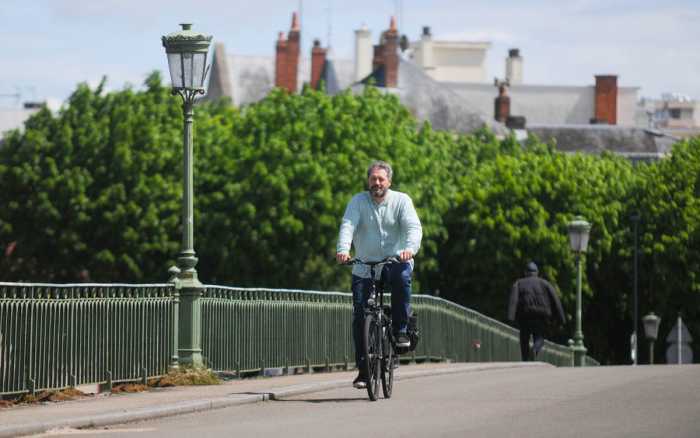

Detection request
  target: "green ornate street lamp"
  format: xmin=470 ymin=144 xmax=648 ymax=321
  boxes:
xmin=643 ymin=312 xmax=661 ymax=365
xmin=162 ymin=23 xmax=212 ymax=367
xmin=568 ymin=216 xmax=591 ymax=367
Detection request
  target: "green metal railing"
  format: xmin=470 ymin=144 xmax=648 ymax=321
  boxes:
xmin=0 ymin=283 xmax=175 ymax=396
xmin=200 ymin=286 xmax=579 ymax=372
xmin=201 ymin=287 xmax=353 ymax=373
xmin=1 ymin=282 xmax=594 ymax=396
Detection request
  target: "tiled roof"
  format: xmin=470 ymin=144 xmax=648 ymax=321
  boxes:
xmin=207 ymin=45 xmax=354 ymax=106
xmin=527 ymin=124 xmax=679 ymax=160
xmin=355 ymin=57 xmax=508 ymax=136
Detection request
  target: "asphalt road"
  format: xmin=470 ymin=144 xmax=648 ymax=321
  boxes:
xmin=36 ymin=364 xmax=700 ymax=438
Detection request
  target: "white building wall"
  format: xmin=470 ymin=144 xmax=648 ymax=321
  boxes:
xmin=510 ymin=86 xmax=596 ymax=125
xmin=411 ymin=41 xmax=489 ymax=83
xmin=0 ymin=107 xmax=40 ymax=139
xmin=444 ymin=83 xmax=495 ymax=115
xmin=447 ymin=83 xmax=639 ymax=126
xmin=617 ymin=88 xmax=639 ymax=126
xmin=431 ymin=65 xmax=485 ymax=83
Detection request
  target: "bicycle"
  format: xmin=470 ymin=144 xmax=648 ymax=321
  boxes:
xmin=344 ymin=256 xmax=400 ymax=401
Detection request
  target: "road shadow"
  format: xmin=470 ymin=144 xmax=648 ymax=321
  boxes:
xmin=271 ymin=396 xmax=368 ymax=403
xmin=226 ymin=391 xmax=369 ymax=403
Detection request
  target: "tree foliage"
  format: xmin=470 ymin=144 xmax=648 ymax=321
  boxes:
xmin=194 ymin=86 xmax=459 ymax=290
xmin=630 ymin=139 xmax=700 ymax=363
xmin=438 ymin=139 xmax=638 ymax=358
xmin=1 ymin=73 xmax=699 ymax=364
xmin=0 ymin=74 xmax=182 ymax=281
xmin=0 ymin=76 xmax=457 ymax=291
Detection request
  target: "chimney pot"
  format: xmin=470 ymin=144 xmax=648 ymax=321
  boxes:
xmin=389 ymin=16 xmax=397 ymax=32
xmin=505 ymin=49 xmax=523 ymax=85
xmin=494 ymin=82 xmax=511 ymax=123
xmin=275 ymin=12 xmax=301 ymax=93
xmin=311 ymin=39 xmax=327 ymax=90
xmin=383 ymin=19 xmax=399 ymax=87
xmin=291 ymin=12 xmax=300 ymax=31
xmin=594 ymin=75 xmax=618 ymax=125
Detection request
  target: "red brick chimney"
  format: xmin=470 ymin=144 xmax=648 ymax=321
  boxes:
xmin=494 ymin=82 xmax=511 ymax=123
xmin=383 ymin=17 xmax=399 ymax=88
xmin=594 ymin=75 xmax=618 ymax=125
xmin=275 ymin=32 xmax=288 ymax=90
xmin=275 ymin=12 xmax=301 ymax=93
xmin=310 ymin=39 xmax=327 ymax=90
xmin=371 ymin=17 xmax=399 ymax=88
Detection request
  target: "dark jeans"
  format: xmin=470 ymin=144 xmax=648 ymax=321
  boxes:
xmin=518 ymin=318 xmax=547 ymax=361
xmin=351 ymin=262 xmax=412 ymax=368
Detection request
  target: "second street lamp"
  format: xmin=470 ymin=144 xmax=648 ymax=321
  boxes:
xmin=643 ymin=312 xmax=661 ymax=365
xmin=568 ymin=216 xmax=591 ymax=367
xmin=162 ymin=23 xmax=212 ymax=367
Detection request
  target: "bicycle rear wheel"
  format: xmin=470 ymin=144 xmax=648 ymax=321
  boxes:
xmin=381 ymin=327 xmax=394 ymax=398
xmin=363 ymin=314 xmax=381 ymax=401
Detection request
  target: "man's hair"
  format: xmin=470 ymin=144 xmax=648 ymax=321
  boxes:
xmin=367 ymin=160 xmax=393 ymax=181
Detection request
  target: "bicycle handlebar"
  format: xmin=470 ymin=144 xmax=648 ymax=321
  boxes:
xmin=343 ymin=256 xmax=401 ymax=267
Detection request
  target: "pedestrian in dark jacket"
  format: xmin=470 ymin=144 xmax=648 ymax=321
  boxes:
xmin=508 ymin=262 xmax=566 ymax=361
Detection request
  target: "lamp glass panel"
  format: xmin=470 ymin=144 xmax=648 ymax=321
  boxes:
xmin=643 ymin=316 xmax=660 ymax=340
xmin=182 ymin=52 xmax=194 ymax=88
xmin=568 ymin=232 xmax=581 ymax=252
xmin=579 ymin=232 xmax=590 ymax=252
xmin=192 ymin=52 xmax=207 ymax=87
xmin=167 ymin=53 xmax=183 ymax=88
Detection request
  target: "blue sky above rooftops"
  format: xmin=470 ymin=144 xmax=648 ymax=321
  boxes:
xmin=2 ymin=0 xmax=698 ymax=110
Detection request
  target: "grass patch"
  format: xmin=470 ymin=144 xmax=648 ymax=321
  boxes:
xmin=111 ymin=383 xmax=148 ymax=394
xmin=149 ymin=366 xmax=221 ymax=387
xmin=0 ymin=387 xmax=88 ymax=408
xmin=0 ymin=367 xmax=220 ymax=408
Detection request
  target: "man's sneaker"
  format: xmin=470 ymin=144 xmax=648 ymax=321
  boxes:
xmin=396 ymin=332 xmax=411 ymax=348
xmin=352 ymin=373 xmax=367 ymax=389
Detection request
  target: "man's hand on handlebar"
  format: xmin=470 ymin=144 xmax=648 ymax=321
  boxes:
xmin=336 ymin=252 xmax=351 ymax=264
xmin=337 ymin=252 xmax=412 ymax=264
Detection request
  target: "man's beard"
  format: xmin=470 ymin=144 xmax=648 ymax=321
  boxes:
xmin=370 ymin=185 xmax=387 ymax=198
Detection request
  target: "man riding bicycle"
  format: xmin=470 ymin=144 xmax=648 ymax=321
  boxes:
xmin=336 ymin=160 xmax=422 ymax=389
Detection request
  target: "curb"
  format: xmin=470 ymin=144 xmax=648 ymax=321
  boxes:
xmin=0 ymin=362 xmax=550 ymax=437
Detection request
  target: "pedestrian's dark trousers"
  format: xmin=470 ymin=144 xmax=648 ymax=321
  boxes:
xmin=518 ymin=319 xmax=547 ymax=361
xmin=351 ymin=262 xmax=412 ymax=368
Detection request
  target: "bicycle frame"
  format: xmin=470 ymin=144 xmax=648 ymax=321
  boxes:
xmin=345 ymin=257 xmax=398 ymax=400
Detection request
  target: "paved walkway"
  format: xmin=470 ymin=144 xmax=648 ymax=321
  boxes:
xmin=0 ymin=362 xmax=547 ymax=437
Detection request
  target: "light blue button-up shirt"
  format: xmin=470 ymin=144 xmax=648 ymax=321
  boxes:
xmin=337 ymin=189 xmax=422 ymax=279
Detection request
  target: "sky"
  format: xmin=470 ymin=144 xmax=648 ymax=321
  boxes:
xmin=2 ymin=0 xmax=699 ymax=110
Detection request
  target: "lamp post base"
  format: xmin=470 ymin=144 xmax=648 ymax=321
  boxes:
xmin=572 ymin=342 xmax=587 ymax=367
xmin=176 ymin=280 xmax=205 ymax=368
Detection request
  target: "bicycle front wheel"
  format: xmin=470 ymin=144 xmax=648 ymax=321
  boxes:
xmin=363 ymin=314 xmax=381 ymax=401
xmin=381 ymin=327 xmax=394 ymax=398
